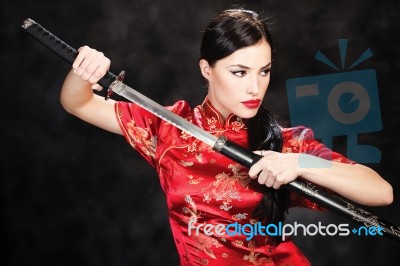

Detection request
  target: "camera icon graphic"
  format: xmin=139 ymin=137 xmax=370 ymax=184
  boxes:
xmin=286 ymin=39 xmax=382 ymax=163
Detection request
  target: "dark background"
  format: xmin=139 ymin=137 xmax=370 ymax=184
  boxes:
xmin=2 ymin=0 xmax=400 ymax=265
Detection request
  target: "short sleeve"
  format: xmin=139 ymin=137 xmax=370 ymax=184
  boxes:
xmin=283 ymin=126 xmax=356 ymax=210
xmin=115 ymin=101 xmax=161 ymax=167
xmin=283 ymin=126 xmax=355 ymax=164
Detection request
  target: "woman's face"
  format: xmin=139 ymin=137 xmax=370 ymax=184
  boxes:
xmin=200 ymin=39 xmax=272 ymax=120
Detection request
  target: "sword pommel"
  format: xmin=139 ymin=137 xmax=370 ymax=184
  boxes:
xmin=21 ymin=18 xmax=121 ymax=98
xmin=22 ymin=18 xmax=34 ymax=29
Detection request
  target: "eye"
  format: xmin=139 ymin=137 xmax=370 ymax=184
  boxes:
xmin=231 ymin=70 xmax=247 ymax=77
xmin=260 ymin=68 xmax=271 ymax=76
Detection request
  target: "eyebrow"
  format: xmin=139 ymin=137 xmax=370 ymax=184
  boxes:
xmin=228 ymin=62 xmax=272 ymax=69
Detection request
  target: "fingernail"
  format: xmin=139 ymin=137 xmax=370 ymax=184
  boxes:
xmin=92 ymin=84 xmax=102 ymax=91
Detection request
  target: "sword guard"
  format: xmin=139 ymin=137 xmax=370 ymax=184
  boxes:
xmin=105 ymin=71 xmax=125 ymax=100
xmin=213 ymin=136 xmax=228 ymax=152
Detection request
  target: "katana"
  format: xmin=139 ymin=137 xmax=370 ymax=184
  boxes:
xmin=22 ymin=18 xmax=400 ymax=242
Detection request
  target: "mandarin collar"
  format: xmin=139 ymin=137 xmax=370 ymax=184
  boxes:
xmin=198 ymin=97 xmax=247 ymax=131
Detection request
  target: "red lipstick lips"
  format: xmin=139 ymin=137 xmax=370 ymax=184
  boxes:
xmin=242 ymin=99 xmax=261 ymax=108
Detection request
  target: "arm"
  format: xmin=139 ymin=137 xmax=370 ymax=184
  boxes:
xmin=248 ymin=151 xmax=393 ymax=207
xmin=60 ymin=46 xmax=122 ymax=135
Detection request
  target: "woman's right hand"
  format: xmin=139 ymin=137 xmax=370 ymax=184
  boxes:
xmin=72 ymin=45 xmax=111 ymax=91
xmin=61 ymin=45 xmax=122 ymax=135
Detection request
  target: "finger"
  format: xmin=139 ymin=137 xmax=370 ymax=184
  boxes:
xmin=88 ymin=58 xmax=110 ymax=84
xmin=81 ymin=62 xmax=97 ymax=81
xmin=257 ymin=171 xmax=269 ymax=185
xmin=272 ymin=182 xmax=282 ymax=189
xmin=265 ymin=175 xmax=275 ymax=187
xmin=264 ymin=174 xmax=276 ymax=187
xmin=81 ymin=52 xmax=109 ymax=83
xmin=81 ymin=59 xmax=103 ymax=81
xmin=76 ymin=48 xmax=98 ymax=77
xmin=248 ymin=157 xmax=264 ymax=178
xmin=83 ymin=51 xmax=104 ymax=75
xmin=73 ymin=46 xmax=90 ymax=71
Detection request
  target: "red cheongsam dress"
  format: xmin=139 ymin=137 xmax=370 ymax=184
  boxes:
xmin=115 ymin=97 xmax=354 ymax=266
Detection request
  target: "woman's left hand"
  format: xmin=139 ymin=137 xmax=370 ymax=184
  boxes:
xmin=248 ymin=150 xmax=301 ymax=189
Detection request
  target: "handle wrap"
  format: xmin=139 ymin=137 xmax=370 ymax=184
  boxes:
xmin=22 ymin=18 xmax=117 ymax=90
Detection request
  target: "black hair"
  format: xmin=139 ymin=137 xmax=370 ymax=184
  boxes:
xmin=200 ymin=8 xmax=290 ymax=244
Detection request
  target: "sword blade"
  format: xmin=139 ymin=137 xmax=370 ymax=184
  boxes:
xmin=110 ymin=81 xmax=218 ymax=147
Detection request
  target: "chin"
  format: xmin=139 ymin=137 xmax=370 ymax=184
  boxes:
xmin=237 ymin=109 xmax=259 ymax=119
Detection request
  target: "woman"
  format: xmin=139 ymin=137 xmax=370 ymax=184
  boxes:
xmin=60 ymin=8 xmax=393 ymax=266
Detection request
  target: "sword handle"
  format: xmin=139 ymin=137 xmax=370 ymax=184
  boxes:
xmin=21 ymin=18 xmax=122 ymax=99
xmin=214 ymin=136 xmax=400 ymax=242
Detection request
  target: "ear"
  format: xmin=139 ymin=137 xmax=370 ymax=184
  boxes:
xmin=199 ymin=59 xmax=211 ymax=80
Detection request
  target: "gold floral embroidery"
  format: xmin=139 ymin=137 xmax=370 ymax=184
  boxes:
xmin=232 ymin=240 xmax=243 ymax=246
xmin=126 ymin=119 xmax=157 ymax=158
xmin=183 ymin=195 xmax=223 ymax=260
xmin=243 ymin=240 xmax=273 ymax=265
xmin=186 ymin=140 xmax=211 ymax=155
xmin=200 ymin=259 xmax=209 ymax=265
xmin=187 ymin=175 xmax=204 ymax=185
xmin=207 ymin=116 xmax=218 ymax=130
xmin=231 ymin=120 xmax=245 ymax=132
xmin=184 ymin=194 xmax=196 ymax=209
xmin=183 ymin=194 xmax=199 ymax=223
xmin=179 ymin=160 xmax=194 ymax=167
xmin=286 ymin=139 xmax=301 ymax=153
xmin=203 ymin=194 xmax=212 ymax=203
xmin=192 ymin=233 xmax=222 ymax=259
xmin=232 ymin=213 xmax=248 ymax=221
xmin=187 ymin=141 xmax=198 ymax=153
xmin=282 ymin=146 xmax=293 ymax=153
xmin=284 ymin=132 xmax=314 ymax=154
xmin=202 ymin=164 xmax=251 ymax=211
xmin=179 ymin=114 xmax=194 ymax=141
xmin=180 ymin=130 xmax=192 ymax=141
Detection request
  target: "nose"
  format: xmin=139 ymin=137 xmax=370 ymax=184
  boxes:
xmin=246 ymin=76 xmax=260 ymax=96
